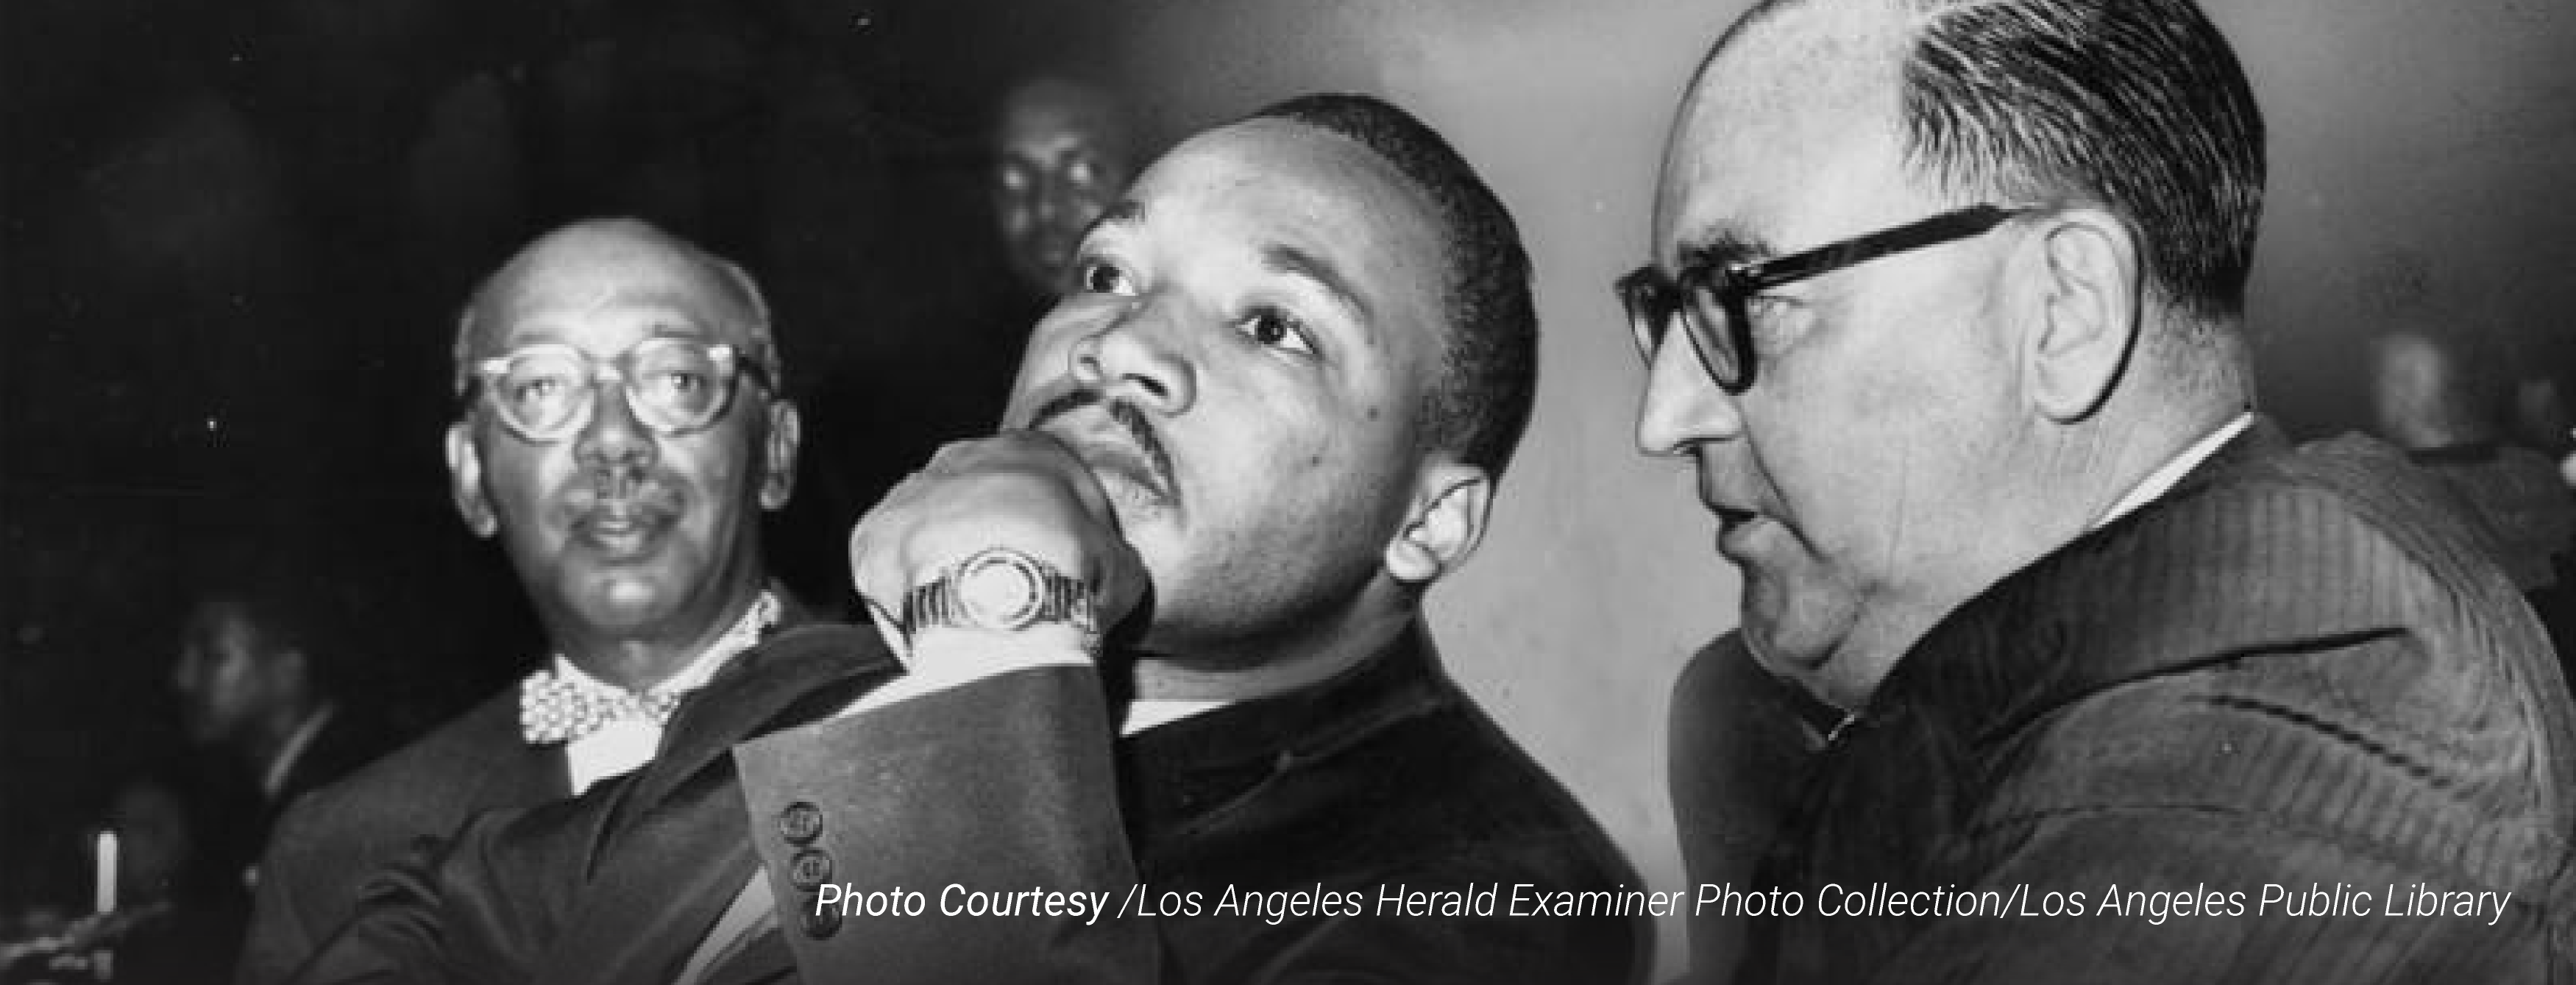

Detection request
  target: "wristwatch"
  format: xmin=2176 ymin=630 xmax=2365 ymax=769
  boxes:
xmin=901 ymin=547 xmax=1099 ymax=639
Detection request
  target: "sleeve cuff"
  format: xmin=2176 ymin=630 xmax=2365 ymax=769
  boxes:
xmin=836 ymin=625 xmax=1094 ymax=719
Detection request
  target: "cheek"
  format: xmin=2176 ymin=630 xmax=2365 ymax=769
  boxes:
xmin=1178 ymin=391 xmax=1346 ymax=509
xmin=1007 ymin=346 xmax=1071 ymax=409
xmin=480 ymin=442 xmax=567 ymax=520
xmin=669 ymin=432 xmax=762 ymax=524
xmin=994 ymin=188 xmax=1032 ymax=226
xmin=1750 ymin=346 xmax=1960 ymax=536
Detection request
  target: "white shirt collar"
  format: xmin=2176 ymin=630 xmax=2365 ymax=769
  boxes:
xmin=2091 ymin=412 xmax=2254 ymax=531
xmin=260 ymin=703 xmax=338 ymax=800
xmin=550 ymin=591 xmax=778 ymax=793
xmin=1119 ymin=698 xmax=1229 ymax=736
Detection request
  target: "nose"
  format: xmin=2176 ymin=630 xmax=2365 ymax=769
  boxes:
xmin=574 ymin=373 xmax=659 ymax=469
xmin=1032 ymin=185 xmax=1065 ymax=226
xmin=1635 ymin=330 xmax=1745 ymax=456
xmin=1068 ymin=297 xmax=1197 ymax=415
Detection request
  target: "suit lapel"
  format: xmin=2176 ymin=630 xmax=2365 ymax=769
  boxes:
xmin=453 ymin=689 xmax=572 ymax=811
xmin=533 ymin=624 xmax=898 ymax=985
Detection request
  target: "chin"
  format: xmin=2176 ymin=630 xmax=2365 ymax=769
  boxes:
xmin=565 ymin=571 xmax=686 ymax=628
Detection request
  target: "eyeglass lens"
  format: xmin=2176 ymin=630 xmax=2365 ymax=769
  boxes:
xmin=1622 ymin=270 xmax=1744 ymax=391
xmin=489 ymin=341 xmax=731 ymax=439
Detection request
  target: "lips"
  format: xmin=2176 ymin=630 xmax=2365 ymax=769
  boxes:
xmin=561 ymin=476 xmax=684 ymax=558
xmin=1029 ymin=393 xmax=1177 ymax=506
xmin=1702 ymin=499 xmax=1778 ymax=562
xmin=1709 ymin=503 xmax=1759 ymax=531
xmin=1057 ymin=425 xmax=1173 ymax=505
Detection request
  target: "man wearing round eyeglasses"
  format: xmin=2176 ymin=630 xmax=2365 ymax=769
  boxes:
xmin=1633 ymin=1 xmax=2574 ymax=981
xmin=237 ymin=218 xmax=808 ymax=985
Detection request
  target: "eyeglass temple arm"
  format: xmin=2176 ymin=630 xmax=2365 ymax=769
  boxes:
xmin=1742 ymin=205 xmax=2023 ymax=289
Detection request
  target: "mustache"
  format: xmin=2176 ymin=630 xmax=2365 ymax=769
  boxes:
xmin=557 ymin=464 xmax=684 ymax=516
xmin=1027 ymin=388 xmax=1175 ymax=492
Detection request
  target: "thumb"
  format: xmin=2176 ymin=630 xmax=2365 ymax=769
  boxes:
xmin=1092 ymin=534 xmax=1153 ymax=633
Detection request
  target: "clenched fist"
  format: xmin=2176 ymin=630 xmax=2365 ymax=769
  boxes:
xmin=848 ymin=430 xmax=1152 ymax=640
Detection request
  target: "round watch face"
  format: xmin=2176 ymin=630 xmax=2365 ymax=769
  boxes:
xmin=957 ymin=550 xmax=1045 ymax=629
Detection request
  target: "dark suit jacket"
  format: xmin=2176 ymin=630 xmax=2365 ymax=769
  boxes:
xmin=291 ymin=623 xmax=1646 ymax=985
xmin=1735 ymin=424 xmax=2576 ymax=983
xmin=269 ymin=705 xmax=402 ymax=824
xmin=240 ymin=689 xmax=568 ymax=985
xmin=1667 ymin=633 xmax=1836 ymax=983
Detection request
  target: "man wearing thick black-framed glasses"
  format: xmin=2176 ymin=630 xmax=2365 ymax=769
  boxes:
xmin=1633 ymin=1 xmax=2574 ymax=981
xmin=238 ymin=218 xmax=813 ymax=985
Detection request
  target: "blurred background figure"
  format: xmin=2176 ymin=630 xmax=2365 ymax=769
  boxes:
xmin=2366 ymin=327 xmax=2574 ymax=591
xmin=171 ymin=569 xmax=383 ymax=831
xmin=2366 ymin=326 xmax=2575 ymax=684
xmin=84 ymin=769 xmax=258 ymax=985
xmin=770 ymin=68 xmax=1146 ymax=604
xmin=3 ymin=767 xmax=260 ymax=985
xmin=1 ymin=544 xmax=384 ymax=984
xmin=989 ymin=74 xmax=1136 ymax=301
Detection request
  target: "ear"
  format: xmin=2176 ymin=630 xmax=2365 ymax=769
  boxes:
xmin=444 ymin=422 xmax=500 ymax=537
xmin=2018 ymin=207 xmax=2142 ymax=423
xmin=759 ymin=399 xmax=802 ymax=511
xmin=1383 ymin=459 xmax=1493 ymax=586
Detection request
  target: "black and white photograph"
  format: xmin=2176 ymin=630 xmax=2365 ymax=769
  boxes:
xmin=3 ymin=0 xmax=2572 ymax=982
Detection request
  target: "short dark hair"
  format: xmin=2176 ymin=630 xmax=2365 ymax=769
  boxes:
xmin=1247 ymin=93 xmax=1540 ymax=479
xmin=1895 ymin=0 xmax=2266 ymax=321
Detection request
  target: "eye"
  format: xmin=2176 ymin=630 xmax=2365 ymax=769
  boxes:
xmin=996 ymin=163 xmax=1032 ymax=194
xmin=1074 ymin=256 xmax=1136 ymax=296
xmin=1236 ymin=305 xmax=1316 ymax=355
xmin=642 ymin=369 xmax=708 ymax=397
xmin=1741 ymin=294 xmax=1806 ymax=353
xmin=1064 ymin=157 xmax=1101 ymax=190
xmin=506 ymin=374 xmax=568 ymax=406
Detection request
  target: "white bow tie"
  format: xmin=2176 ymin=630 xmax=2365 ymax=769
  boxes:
xmin=518 ymin=672 xmax=685 ymax=745
xmin=516 ymin=591 xmax=781 ymax=746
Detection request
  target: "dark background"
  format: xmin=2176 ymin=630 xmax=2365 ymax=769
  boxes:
xmin=0 ymin=0 xmax=1124 ymax=908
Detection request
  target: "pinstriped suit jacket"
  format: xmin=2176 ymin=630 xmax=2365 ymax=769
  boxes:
xmin=1746 ymin=422 xmax=2576 ymax=984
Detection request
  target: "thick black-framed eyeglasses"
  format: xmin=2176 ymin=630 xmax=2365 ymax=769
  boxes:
xmin=1615 ymin=204 xmax=2030 ymax=393
xmin=464 ymin=338 xmax=773 ymax=444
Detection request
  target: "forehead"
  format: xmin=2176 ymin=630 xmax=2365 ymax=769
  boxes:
xmin=999 ymin=90 xmax=1119 ymax=159
xmin=184 ymin=600 xmax=261 ymax=650
xmin=468 ymin=230 xmax=758 ymax=352
xmin=1655 ymin=4 xmax=1921 ymax=260
xmin=1128 ymin=119 xmax=1447 ymax=313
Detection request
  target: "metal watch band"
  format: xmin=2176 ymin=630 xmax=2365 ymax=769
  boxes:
xmin=900 ymin=547 xmax=1099 ymax=638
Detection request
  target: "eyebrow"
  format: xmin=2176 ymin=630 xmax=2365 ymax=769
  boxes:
xmin=1087 ymin=199 xmax=1146 ymax=238
xmin=1261 ymin=243 xmax=1373 ymax=327
xmin=1678 ymin=229 xmax=1775 ymax=272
